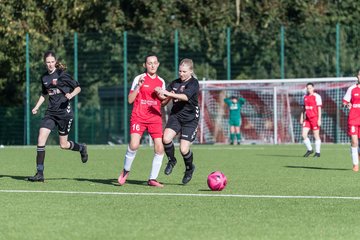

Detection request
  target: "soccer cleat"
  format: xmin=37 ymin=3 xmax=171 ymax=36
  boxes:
xmin=27 ymin=172 xmax=44 ymax=182
xmin=80 ymin=144 xmax=88 ymax=163
xmin=182 ymin=164 xmax=195 ymax=185
xmin=164 ymin=160 xmax=177 ymax=175
xmin=118 ymin=169 xmax=129 ymax=185
xmin=313 ymin=153 xmax=320 ymax=158
xmin=353 ymin=165 xmax=359 ymax=172
xmin=147 ymin=179 xmax=164 ymax=188
xmin=303 ymin=150 xmax=314 ymax=157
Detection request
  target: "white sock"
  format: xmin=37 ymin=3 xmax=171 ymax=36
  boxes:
xmin=123 ymin=145 xmax=137 ymax=171
xmin=351 ymin=147 xmax=359 ymax=165
xmin=149 ymin=153 xmax=164 ymax=180
xmin=303 ymin=138 xmax=312 ymax=151
xmin=315 ymin=139 xmax=321 ymax=153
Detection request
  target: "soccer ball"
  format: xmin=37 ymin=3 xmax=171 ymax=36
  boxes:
xmin=207 ymin=171 xmax=227 ymax=191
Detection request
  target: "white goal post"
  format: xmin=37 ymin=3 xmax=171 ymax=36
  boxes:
xmin=197 ymin=77 xmax=356 ymax=144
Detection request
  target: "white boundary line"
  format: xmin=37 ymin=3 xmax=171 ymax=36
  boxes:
xmin=1 ymin=189 xmax=360 ymax=200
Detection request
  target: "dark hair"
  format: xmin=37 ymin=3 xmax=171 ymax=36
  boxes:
xmin=306 ymin=82 xmax=314 ymax=87
xmin=144 ymin=54 xmax=158 ymax=63
xmin=43 ymin=50 xmax=67 ymax=71
xmin=231 ymin=96 xmax=237 ymax=99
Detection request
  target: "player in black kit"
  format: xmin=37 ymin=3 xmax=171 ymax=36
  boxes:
xmin=27 ymin=51 xmax=88 ymax=182
xmin=155 ymin=58 xmax=199 ymax=184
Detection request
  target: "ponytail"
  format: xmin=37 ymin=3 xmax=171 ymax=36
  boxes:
xmin=55 ymin=61 xmax=67 ymax=71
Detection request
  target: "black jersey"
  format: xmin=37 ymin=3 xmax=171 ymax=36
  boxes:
xmin=41 ymin=69 xmax=79 ymax=116
xmin=167 ymin=76 xmax=200 ymax=122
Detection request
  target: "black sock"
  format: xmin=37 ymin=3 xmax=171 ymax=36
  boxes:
xmin=69 ymin=141 xmax=82 ymax=152
xmin=182 ymin=150 xmax=193 ymax=171
xmin=36 ymin=146 xmax=45 ymax=174
xmin=164 ymin=141 xmax=176 ymax=163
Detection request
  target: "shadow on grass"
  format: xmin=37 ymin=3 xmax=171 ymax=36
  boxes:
xmin=256 ymin=154 xmax=300 ymax=158
xmin=0 ymin=174 xmax=186 ymax=187
xmin=0 ymin=174 xmax=146 ymax=186
xmin=198 ymin=189 xmax=212 ymax=192
xmin=0 ymin=174 xmax=29 ymax=181
xmin=285 ymin=166 xmax=350 ymax=171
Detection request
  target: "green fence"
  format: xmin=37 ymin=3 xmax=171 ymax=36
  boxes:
xmin=1 ymin=24 xmax=359 ymax=145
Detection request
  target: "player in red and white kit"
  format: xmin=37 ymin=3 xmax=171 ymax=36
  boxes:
xmin=300 ymin=83 xmax=322 ymax=158
xmin=117 ymin=55 xmax=166 ymax=187
xmin=343 ymin=71 xmax=360 ymax=172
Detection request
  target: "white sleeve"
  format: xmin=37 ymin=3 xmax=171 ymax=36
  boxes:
xmin=315 ymin=93 xmax=322 ymax=107
xmin=343 ymin=86 xmax=353 ymax=103
xmin=130 ymin=74 xmax=142 ymax=91
xmin=159 ymin=77 xmax=166 ymax=90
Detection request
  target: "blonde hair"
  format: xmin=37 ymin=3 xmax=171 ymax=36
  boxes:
xmin=179 ymin=58 xmax=197 ymax=79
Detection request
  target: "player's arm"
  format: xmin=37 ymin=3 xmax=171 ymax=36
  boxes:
xmin=32 ymin=95 xmax=46 ymax=115
xmin=299 ymin=107 xmax=305 ymax=124
xmin=57 ymin=72 xmax=81 ymax=100
xmin=33 ymin=81 xmax=48 ymax=115
xmin=154 ymin=86 xmax=171 ymax=106
xmin=343 ymin=86 xmax=352 ymax=108
xmin=224 ymin=98 xmax=231 ymax=105
xmin=239 ymin=97 xmax=246 ymax=104
xmin=317 ymin=106 xmax=322 ymax=126
xmin=161 ymin=97 xmax=172 ymax=106
xmin=161 ymin=90 xmax=188 ymax=101
xmin=65 ymin=86 xmax=81 ymax=100
xmin=128 ymin=74 xmax=145 ymax=104
xmin=300 ymin=95 xmax=306 ymax=124
xmin=158 ymin=80 xmax=199 ymax=102
xmin=315 ymin=94 xmax=322 ymax=126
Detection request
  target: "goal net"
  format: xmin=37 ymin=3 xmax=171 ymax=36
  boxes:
xmin=196 ymin=77 xmax=355 ymax=144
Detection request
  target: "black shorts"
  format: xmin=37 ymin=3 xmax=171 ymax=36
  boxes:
xmin=165 ymin=114 xmax=199 ymax=142
xmin=40 ymin=115 xmax=73 ymax=136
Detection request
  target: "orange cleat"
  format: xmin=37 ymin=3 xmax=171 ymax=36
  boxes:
xmin=353 ymin=165 xmax=359 ymax=172
xmin=147 ymin=179 xmax=164 ymax=188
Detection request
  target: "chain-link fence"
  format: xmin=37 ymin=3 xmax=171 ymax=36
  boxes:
xmin=1 ymin=24 xmax=359 ymax=145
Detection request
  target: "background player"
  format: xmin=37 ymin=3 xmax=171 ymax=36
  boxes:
xmin=224 ymin=96 xmax=246 ymax=145
xmin=155 ymin=58 xmax=199 ymax=184
xmin=300 ymin=82 xmax=322 ymax=158
xmin=28 ymin=50 xmax=88 ymax=182
xmin=343 ymin=70 xmax=360 ymax=172
xmin=117 ymin=55 xmax=166 ymax=187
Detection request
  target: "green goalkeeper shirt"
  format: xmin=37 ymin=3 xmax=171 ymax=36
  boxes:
xmin=224 ymin=97 xmax=246 ymax=122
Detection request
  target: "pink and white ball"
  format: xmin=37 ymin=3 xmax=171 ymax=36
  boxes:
xmin=207 ymin=171 xmax=227 ymax=191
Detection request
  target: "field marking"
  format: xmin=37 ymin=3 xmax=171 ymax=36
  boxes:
xmin=1 ymin=189 xmax=360 ymax=200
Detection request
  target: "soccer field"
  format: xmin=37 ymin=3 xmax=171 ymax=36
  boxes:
xmin=1 ymin=144 xmax=360 ymax=239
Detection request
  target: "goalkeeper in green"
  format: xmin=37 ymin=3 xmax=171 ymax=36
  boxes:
xmin=224 ymin=96 xmax=246 ymax=145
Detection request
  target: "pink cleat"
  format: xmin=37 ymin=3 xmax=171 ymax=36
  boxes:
xmin=118 ymin=169 xmax=129 ymax=185
xmin=353 ymin=165 xmax=359 ymax=172
xmin=147 ymin=179 xmax=164 ymax=188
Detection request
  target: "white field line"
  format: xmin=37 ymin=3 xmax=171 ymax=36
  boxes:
xmin=0 ymin=189 xmax=360 ymax=200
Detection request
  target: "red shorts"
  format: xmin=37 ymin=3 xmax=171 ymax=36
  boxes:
xmin=347 ymin=125 xmax=360 ymax=136
xmin=303 ymin=118 xmax=320 ymax=131
xmin=130 ymin=118 xmax=163 ymax=139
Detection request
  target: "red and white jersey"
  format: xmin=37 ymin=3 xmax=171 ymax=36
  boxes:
xmin=302 ymin=93 xmax=322 ymax=119
xmin=343 ymin=84 xmax=360 ymax=125
xmin=130 ymin=73 xmax=165 ymax=123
